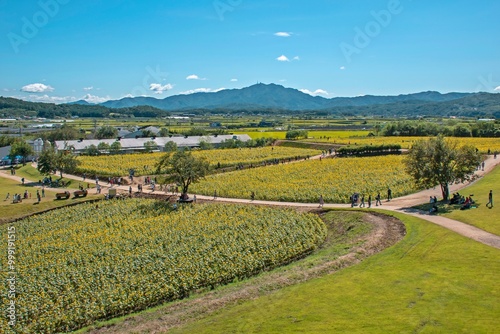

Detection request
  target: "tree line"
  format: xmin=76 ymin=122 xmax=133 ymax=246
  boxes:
xmin=382 ymin=120 xmax=500 ymax=137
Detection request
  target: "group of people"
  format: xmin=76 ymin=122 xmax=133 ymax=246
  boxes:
xmin=348 ymin=189 xmax=390 ymax=208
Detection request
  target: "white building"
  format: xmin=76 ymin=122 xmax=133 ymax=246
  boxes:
xmin=54 ymin=134 xmax=252 ymax=154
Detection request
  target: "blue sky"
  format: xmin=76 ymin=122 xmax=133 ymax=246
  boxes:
xmin=1 ymin=0 xmax=499 ymax=104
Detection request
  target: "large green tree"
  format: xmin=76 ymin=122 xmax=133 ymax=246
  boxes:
xmin=55 ymin=149 xmax=80 ymax=178
xmin=37 ymin=147 xmax=57 ymax=175
xmin=95 ymin=126 xmax=118 ymax=139
xmin=156 ymin=150 xmax=210 ymax=200
xmin=9 ymin=140 xmax=34 ymax=165
xmin=404 ymin=136 xmax=481 ymax=200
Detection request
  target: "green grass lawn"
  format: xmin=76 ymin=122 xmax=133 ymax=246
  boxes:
xmin=169 ymin=211 xmax=500 ymax=334
xmin=415 ymin=164 xmax=500 ymax=236
xmin=441 ymin=164 xmax=500 ymax=236
xmin=0 ymin=176 xmax=99 ymax=223
xmin=4 ymin=164 xmax=80 ymax=189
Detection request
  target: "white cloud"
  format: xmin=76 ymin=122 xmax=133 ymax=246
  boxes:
xmin=21 ymin=83 xmax=54 ymax=93
xmin=149 ymin=83 xmax=173 ymax=94
xmin=494 ymin=86 xmax=500 ymax=91
xmin=3 ymin=88 xmax=9 ymax=92
xmin=299 ymin=89 xmax=329 ymax=96
xmin=82 ymin=94 xmax=110 ymax=104
xmin=17 ymin=94 xmax=75 ymax=104
xmin=276 ymin=55 xmax=290 ymax=62
xmin=230 ymin=78 xmax=238 ymax=82
xmin=293 ymin=56 xmax=300 ymax=61
xmin=340 ymin=66 xmax=346 ymax=70
xmin=83 ymin=86 xmax=94 ymax=91
xmin=274 ymin=32 xmax=291 ymax=37
xmin=186 ymin=74 xmax=206 ymax=80
xmin=179 ymin=87 xmax=225 ymax=95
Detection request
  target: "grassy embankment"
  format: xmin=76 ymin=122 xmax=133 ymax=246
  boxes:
xmin=170 ymin=210 xmax=499 ymax=333
xmin=412 ymin=163 xmax=499 ymax=236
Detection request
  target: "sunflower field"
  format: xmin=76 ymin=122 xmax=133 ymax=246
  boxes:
xmin=190 ymin=155 xmax=419 ymax=203
xmin=75 ymin=146 xmax=320 ymax=177
xmin=0 ymin=200 xmax=326 ymax=333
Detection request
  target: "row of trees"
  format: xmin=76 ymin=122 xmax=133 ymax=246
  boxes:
xmin=383 ymin=120 xmax=500 ymax=137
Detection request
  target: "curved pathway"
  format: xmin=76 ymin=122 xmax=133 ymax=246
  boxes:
xmin=1 ymin=155 xmax=499 ymax=249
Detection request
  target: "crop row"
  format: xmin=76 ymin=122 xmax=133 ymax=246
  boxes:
xmin=0 ymin=200 xmax=326 ymax=333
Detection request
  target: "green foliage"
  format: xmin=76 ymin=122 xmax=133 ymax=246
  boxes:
xmin=184 ymin=127 xmax=208 ymax=136
xmin=37 ymin=147 xmax=57 ymax=175
xmin=110 ymin=141 xmax=121 ymax=154
xmin=404 ymin=136 xmax=481 ymax=199
xmin=0 ymin=97 xmax=169 ymax=118
xmin=82 ymin=144 xmax=99 ymax=156
xmin=199 ymin=140 xmax=214 ymax=150
xmin=156 ymin=150 xmax=210 ymax=196
xmin=97 ymin=142 xmax=110 ymax=154
xmin=95 ymin=125 xmax=118 ymax=139
xmin=164 ymin=141 xmax=178 ymax=152
xmin=159 ymin=128 xmax=170 ymax=137
xmin=9 ymin=140 xmax=34 ymax=164
xmin=286 ymin=129 xmax=308 ymax=139
xmin=337 ymin=144 xmax=401 ymax=156
xmin=0 ymin=135 xmax=18 ymax=147
xmin=143 ymin=140 xmax=158 ymax=153
xmin=41 ymin=124 xmax=81 ymax=142
xmin=383 ymin=120 xmax=500 ymax=138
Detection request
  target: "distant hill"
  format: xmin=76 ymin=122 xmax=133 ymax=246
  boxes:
xmin=1 ymin=84 xmax=499 ymax=118
xmin=0 ymin=97 xmax=169 ymax=118
xmin=100 ymin=83 xmax=474 ymax=111
xmin=67 ymin=100 xmax=93 ymax=105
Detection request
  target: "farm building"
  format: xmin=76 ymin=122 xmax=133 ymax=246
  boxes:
xmin=54 ymin=134 xmax=252 ymax=154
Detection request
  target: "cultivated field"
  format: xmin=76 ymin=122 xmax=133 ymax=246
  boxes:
xmin=0 ymin=200 xmax=326 ymax=333
xmin=75 ymin=146 xmax=320 ymax=177
xmin=191 ymin=155 xmax=418 ymax=203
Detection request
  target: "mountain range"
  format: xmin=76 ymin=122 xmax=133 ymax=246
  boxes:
xmin=99 ymin=83 xmax=475 ymax=111
xmin=1 ymin=83 xmax=499 ymax=118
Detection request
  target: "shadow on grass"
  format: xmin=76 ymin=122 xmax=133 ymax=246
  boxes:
xmin=412 ymin=201 xmax=482 ymax=214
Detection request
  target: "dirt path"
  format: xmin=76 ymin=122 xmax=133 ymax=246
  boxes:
xmin=1 ymin=156 xmax=499 ymax=249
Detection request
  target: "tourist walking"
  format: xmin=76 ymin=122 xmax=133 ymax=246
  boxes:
xmin=360 ymin=194 xmax=365 ymax=208
xmin=213 ymin=190 xmax=217 ymax=199
xmin=486 ymin=190 xmax=493 ymax=208
xmin=376 ymin=192 xmax=382 ymax=206
xmin=368 ymin=195 xmax=372 ymax=208
xmin=318 ymin=195 xmax=324 ymax=208
xmin=387 ymin=187 xmax=392 ymax=201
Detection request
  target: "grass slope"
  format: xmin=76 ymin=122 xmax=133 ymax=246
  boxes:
xmin=441 ymin=164 xmax=500 ymax=236
xmin=170 ymin=211 xmax=500 ymax=333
